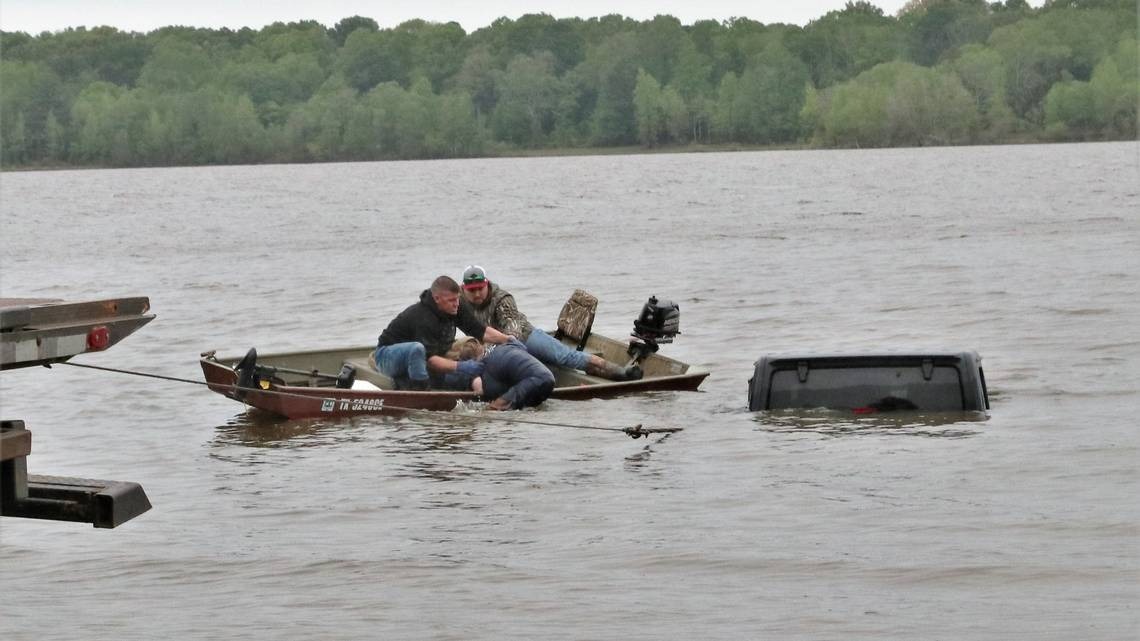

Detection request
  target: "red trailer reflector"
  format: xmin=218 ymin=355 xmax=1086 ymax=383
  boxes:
xmin=87 ymin=326 xmax=110 ymax=350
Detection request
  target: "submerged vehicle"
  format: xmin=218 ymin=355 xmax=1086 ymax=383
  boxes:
xmin=748 ymin=351 xmax=989 ymax=413
xmin=1 ymin=297 xmax=154 ymax=528
xmin=201 ymin=294 xmax=708 ymax=419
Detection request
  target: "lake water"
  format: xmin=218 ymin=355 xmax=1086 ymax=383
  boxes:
xmin=1 ymin=142 xmax=1137 ymax=640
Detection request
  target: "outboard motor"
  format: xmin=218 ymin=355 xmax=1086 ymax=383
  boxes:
xmin=629 ymin=296 xmax=681 ymax=362
xmin=633 ymin=296 xmax=680 ymax=343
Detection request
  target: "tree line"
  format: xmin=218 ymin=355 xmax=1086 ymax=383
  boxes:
xmin=1 ymin=0 xmax=1135 ymax=168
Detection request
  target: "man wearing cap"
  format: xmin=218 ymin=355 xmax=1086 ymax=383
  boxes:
xmin=460 ymin=265 xmax=642 ymax=381
xmin=374 ymin=275 xmax=510 ymax=390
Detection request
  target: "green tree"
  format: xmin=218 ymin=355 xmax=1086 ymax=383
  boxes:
xmin=396 ymin=78 xmax=437 ymax=158
xmin=433 ymin=91 xmax=484 ymax=156
xmin=633 ymin=68 xmax=664 ymax=145
xmin=989 ymin=21 xmax=1071 ymax=123
xmin=1033 ymin=4 xmax=1131 ymax=79
xmin=799 ymin=84 xmax=825 ymax=141
xmin=820 ymin=74 xmax=891 ymax=146
xmin=220 ymin=52 xmax=325 ymax=124
xmin=732 ymin=43 xmax=812 ymax=143
xmin=549 ymin=68 xmax=596 ymax=145
xmin=137 ymin=38 xmax=214 ymax=91
xmin=885 ymin=65 xmax=978 ymax=144
xmin=336 ymin=29 xmax=395 ymax=92
xmin=635 ymin=15 xmax=687 ymax=86
xmin=819 ymin=61 xmax=978 ymax=146
xmin=137 ymin=100 xmax=178 ymax=164
xmin=3 ymin=112 xmax=28 ymax=165
xmin=353 ymin=82 xmax=403 ymax=158
xmin=408 ymin=21 xmax=468 ymax=91
xmin=951 ymin=44 xmax=1017 ymax=138
xmin=708 ymin=17 xmax=775 ymax=80
xmin=283 ymin=75 xmax=362 ymax=161
xmin=990 ymin=6 xmax=1132 ymax=123
xmin=1092 ymin=38 xmax=1138 ymax=138
xmin=0 ymin=60 xmax=66 ymax=163
xmin=1 ymin=4 xmax=1132 ymax=166
xmin=1044 ymin=37 xmax=1139 ymax=139
xmin=332 ymin=16 xmax=379 ymax=47
xmin=670 ymin=39 xmax=715 ymax=142
xmin=146 ymin=25 xmax=252 ymax=61
xmin=1040 ymin=0 xmax=1136 ymax=13
xmin=3 ymin=26 xmax=151 ymax=88
xmin=576 ymin=14 xmax=640 ymax=48
xmin=44 ymin=110 xmax=67 ymax=161
xmin=712 ymin=71 xmax=740 ymax=142
xmin=790 ymin=1 xmax=903 ymax=89
xmin=490 ymin=53 xmax=562 ymax=145
xmin=686 ymin=19 xmax=724 ymax=61
xmin=476 ymin=13 xmax=585 ymax=73
xmin=195 ymin=89 xmax=267 ymax=164
xmin=670 ymin=37 xmax=713 ymax=101
xmin=587 ymin=32 xmax=639 ymax=144
xmin=1043 ymin=78 xmax=1097 ymax=137
xmin=989 ymin=0 xmax=1034 ymax=27
xmin=69 ymin=81 xmax=142 ymax=164
xmin=0 ymin=31 xmax=34 ymax=60
xmin=450 ymin=44 xmax=499 ymax=118
xmin=251 ymin=20 xmax=334 ymax=64
xmin=900 ymin=0 xmax=993 ymax=66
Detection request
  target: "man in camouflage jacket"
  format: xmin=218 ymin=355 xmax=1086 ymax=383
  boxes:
xmin=459 ymin=265 xmax=641 ymax=381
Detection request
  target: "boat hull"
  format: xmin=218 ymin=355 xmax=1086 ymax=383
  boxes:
xmin=201 ymin=358 xmax=476 ymax=418
xmin=199 ymin=335 xmax=708 ymax=420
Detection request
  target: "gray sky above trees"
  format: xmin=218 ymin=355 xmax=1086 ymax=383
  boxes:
xmin=0 ymin=0 xmax=1044 ymax=34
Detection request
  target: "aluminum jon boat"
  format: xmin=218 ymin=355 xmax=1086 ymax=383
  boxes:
xmin=199 ymin=294 xmax=708 ymax=419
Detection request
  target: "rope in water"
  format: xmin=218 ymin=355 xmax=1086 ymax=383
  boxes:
xmin=57 ymin=361 xmax=681 ymax=438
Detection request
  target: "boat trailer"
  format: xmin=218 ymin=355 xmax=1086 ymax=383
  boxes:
xmin=1 ymin=297 xmax=154 ymax=528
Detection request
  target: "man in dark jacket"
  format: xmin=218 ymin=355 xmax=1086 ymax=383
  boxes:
xmin=375 ymin=275 xmax=510 ymax=390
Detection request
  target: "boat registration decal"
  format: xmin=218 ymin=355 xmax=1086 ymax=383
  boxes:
xmin=339 ymin=397 xmax=384 ymax=411
xmin=321 ymin=399 xmax=335 ymax=412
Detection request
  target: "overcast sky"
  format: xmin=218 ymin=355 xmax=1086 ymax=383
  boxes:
xmin=0 ymin=1 xmax=1043 ymax=35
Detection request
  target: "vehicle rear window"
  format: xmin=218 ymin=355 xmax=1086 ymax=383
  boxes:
xmin=767 ymin=365 xmax=965 ymax=411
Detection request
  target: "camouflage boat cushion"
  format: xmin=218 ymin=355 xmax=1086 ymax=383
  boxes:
xmin=556 ymin=289 xmax=598 ymax=342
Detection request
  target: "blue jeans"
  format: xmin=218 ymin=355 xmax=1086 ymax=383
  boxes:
xmin=482 ymin=341 xmax=556 ymax=409
xmin=374 ymin=342 xmax=429 ymax=384
xmin=524 ymin=329 xmax=589 ymax=370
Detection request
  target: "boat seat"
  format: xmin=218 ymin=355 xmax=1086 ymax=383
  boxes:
xmin=343 ymin=356 xmax=396 ymax=390
xmin=554 ymin=289 xmax=597 ymax=351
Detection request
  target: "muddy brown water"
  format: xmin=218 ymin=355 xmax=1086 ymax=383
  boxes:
xmin=1 ymin=142 xmax=1137 ymax=640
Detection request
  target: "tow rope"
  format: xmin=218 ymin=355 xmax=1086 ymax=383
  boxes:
xmin=56 ymin=361 xmax=681 ymax=439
